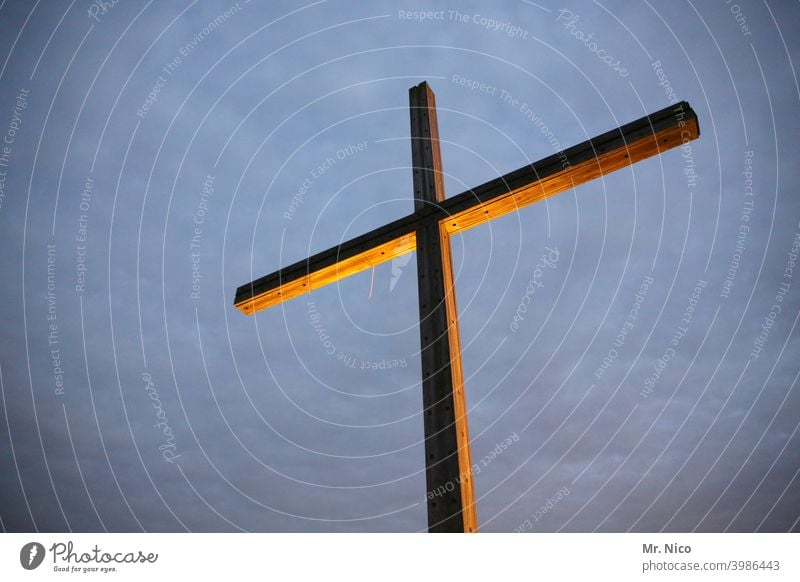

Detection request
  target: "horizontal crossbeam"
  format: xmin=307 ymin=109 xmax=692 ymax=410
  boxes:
xmin=235 ymin=101 xmax=699 ymax=314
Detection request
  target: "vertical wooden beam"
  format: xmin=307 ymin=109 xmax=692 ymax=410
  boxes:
xmin=410 ymin=82 xmax=477 ymax=533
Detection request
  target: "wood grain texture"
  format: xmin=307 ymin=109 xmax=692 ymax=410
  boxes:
xmin=410 ymin=82 xmax=477 ymax=533
xmin=235 ymin=101 xmax=699 ymax=314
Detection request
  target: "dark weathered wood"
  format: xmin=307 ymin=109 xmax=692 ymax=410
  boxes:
xmin=235 ymin=101 xmax=698 ymax=314
xmin=410 ymin=82 xmax=476 ymax=533
xmin=234 ymin=83 xmax=701 ymax=534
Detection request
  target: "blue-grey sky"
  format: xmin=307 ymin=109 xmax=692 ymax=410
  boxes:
xmin=0 ymin=0 xmax=798 ymax=532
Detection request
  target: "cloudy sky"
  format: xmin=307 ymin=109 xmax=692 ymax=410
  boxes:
xmin=0 ymin=0 xmax=798 ymax=532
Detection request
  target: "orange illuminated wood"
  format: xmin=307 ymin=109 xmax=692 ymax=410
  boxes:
xmin=235 ymin=101 xmax=698 ymax=316
xmin=235 ymin=233 xmax=415 ymax=314
xmin=439 ymin=221 xmax=477 ymax=532
xmin=442 ymin=114 xmax=700 ymax=235
xmin=234 ymin=86 xmax=699 ymax=534
xmin=410 ymin=82 xmax=476 ymax=532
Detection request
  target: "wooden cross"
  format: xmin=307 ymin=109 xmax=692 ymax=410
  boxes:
xmin=234 ymin=82 xmax=699 ymax=532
